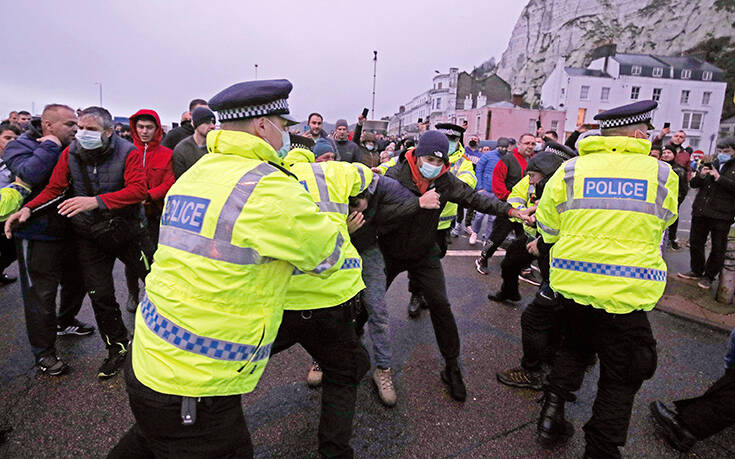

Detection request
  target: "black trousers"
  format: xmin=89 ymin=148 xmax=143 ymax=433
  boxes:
xmin=109 ymin=354 xmax=253 ymax=459
xmin=668 ymin=200 xmax=685 ymax=242
xmin=480 ymin=214 xmax=525 ymax=260
xmin=75 ymin=236 xmax=150 ymax=347
xmin=16 ymin=238 xmax=86 ymax=357
xmin=548 ymin=299 xmax=657 ymax=459
xmin=124 ymin=215 xmax=159 ymax=300
xmin=408 ymin=229 xmax=450 ymax=294
xmin=0 ymin=235 xmax=16 ymax=272
xmin=498 ymin=236 xmax=534 ymax=298
xmin=689 ymin=215 xmax=732 ymax=280
xmin=675 ymin=367 xmax=735 ymax=440
xmin=270 ymin=300 xmax=369 ymax=459
xmin=385 ymin=248 xmax=460 ymax=362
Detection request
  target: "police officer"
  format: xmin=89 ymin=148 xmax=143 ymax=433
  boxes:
xmin=109 ymin=79 xmax=349 ymax=458
xmin=273 ymin=151 xmax=372 ymax=458
xmin=534 ymin=100 xmax=679 ymax=458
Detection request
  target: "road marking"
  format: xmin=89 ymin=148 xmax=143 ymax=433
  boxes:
xmin=445 ymin=249 xmax=506 ymax=257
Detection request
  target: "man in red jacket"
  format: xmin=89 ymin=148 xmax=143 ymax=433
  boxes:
xmin=476 ymin=133 xmax=536 ymax=273
xmin=126 ymin=110 xmax=174 ymax=312
xmin=5 ymin=106 xmax=148 ymax=379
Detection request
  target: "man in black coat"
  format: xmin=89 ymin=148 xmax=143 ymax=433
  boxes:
xmin=678 ymin=136 xmax=735 ymax=289
xmin=160 ymin=99 xmax=208 ymax=149
xmin=380 ymin=130 xmax=531 ymax=401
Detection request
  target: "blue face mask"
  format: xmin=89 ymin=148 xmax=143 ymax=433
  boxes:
xmin=267 ymin=118 xmax=290 ymax=158
xmin=448 ymin=140 xmax=457 ymax=154
xmin=419 ymin=160 xmax=442 ymax=179
xmin=75 ymin=129 xmax=103 ymax=150
xmin=718 ymin=153 xmax=731 ymax=164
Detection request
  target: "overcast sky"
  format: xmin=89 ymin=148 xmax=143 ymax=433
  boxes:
xmin=1 ymin=0 xmax=525 ymax=126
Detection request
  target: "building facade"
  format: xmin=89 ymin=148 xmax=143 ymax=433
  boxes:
xmin=541 ymin=53 xmax=727 ymax=153
xmin=433 ymin=101 xmax=566 ymax=142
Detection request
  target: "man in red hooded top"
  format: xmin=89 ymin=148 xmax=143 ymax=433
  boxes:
xmin=126 ymin=110 xmax=174 ymax=312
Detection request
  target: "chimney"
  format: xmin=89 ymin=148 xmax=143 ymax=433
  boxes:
xmin=511 ymin=94 xmax=524 ymax=107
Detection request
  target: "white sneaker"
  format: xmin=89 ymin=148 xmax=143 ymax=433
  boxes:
xmin=372 ymin=368 xmax=397 ymax=406
xmin=468 ymin=232 xmax=478 ymax=245
xmin=306 ymin=361 xmax=322 ymax=387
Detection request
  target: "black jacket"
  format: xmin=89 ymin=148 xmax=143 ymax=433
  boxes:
xmin=351 ymin=175 xmax=419 ymax=253
xmin=690 ymin=158 xmax=735 ymax=221
xmin=665 ymin=159 xmax=689 ymax=204
xmin=379 ymin=157 xmax=511 ymax=260
xmin=161 ymin=121 xmax=195 ymax=149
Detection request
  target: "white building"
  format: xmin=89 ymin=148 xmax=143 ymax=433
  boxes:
xmin=388 ymin=68 xmax=458 ymax=136
xmin=541 ymin=53 xmax=727 ymax=153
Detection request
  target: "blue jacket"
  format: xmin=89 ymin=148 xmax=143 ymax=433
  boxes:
xmin=476 ymin=149 xmax=502 ymax=193
xmin=4 ymin=132 xmax=69 ymax=240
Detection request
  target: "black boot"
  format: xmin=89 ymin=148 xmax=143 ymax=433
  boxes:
xmin=441 ymin=361 xmax=467 ymax=402
xmin=408 ymin=293 xmax=422 ymax=318
xmin=537 ymin=391 xmax=573 ymax=448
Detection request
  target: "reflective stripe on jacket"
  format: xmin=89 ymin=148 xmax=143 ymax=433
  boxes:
xmin=536 ymin=135 xmax=679 ymax=314
xmin=438 ymin=146 xmax=477 ymax=230
xmin=132 ymin=130 xmax=348 ymax=397
xmin=507 ymin=175 xmax=537 ymax=236
xmin=287 ymin=161 xmax=372 ymax=309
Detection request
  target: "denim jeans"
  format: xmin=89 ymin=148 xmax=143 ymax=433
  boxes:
xmin=361 ymin=247 xmax=392 ymax=369
xmin=471 ymin=212 xmax=495 ymax=241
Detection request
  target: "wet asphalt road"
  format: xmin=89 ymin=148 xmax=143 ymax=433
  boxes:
xmin=1 ymin=214 xmax=734 ymax=458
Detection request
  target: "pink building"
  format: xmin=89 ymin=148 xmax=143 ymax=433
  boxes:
xmin=434 ymin=102 xmax=567 ymax=141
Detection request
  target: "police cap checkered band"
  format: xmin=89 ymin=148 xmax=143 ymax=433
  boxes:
xmin=216 ymin=98 xmax=289 ymax=121
xmin=438 ymin=128 xmax=462 ymax=138
xmin=597 ymin=110 xmax=655 ymax=129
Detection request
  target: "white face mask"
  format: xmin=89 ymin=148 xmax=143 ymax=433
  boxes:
xmin=75 ymin=129 xmax=103 ymax=150
xmin=266 ymin=118 xmax=290 ymax=158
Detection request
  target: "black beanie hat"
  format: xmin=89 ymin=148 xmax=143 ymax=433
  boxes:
xmin=192 ymin=107 xmax=216 ymax=128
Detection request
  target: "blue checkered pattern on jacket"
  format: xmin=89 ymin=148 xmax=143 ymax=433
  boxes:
xmin=140 ymin=298 xmax=270 ymax=361
xmin=552 ymin=258 xmax=666 ymax=282
xmin=292 ymin=257 xmax=361 ymax=275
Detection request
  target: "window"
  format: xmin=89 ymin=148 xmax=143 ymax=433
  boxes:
xmin=529 ymin=119 xmax=537 ymax=133
xmin=580 ymin=85 xmax=590 ymax=100
xmin=577 ymin=108 xmax=587 ymax=125
xmin=652 ymin=67 xmax=663 ymax=77
xmin=631 ymin=86 xmax=641 ymax=100
xmin=560 ymin=87 xmax=566 ymax=97
xmin=436 ymin=98 xmax=441 ymax=110
xmin=652 ymin=88 xmax=662 ymax=102
xmin=681 ymin=90 xmax=690 ymax=104
xmin=682 ymin=111 xmax=704 ymax=130
xmin=702 ymin=91 xmax=711 ymax=105
xmin=437 ymin=82 xmax=442 ymax=89
xmin=702 ymin=71 xmax=713 ymax=81
xmin=601 ymin=87 xmax=610 ymax=101
xmin=681 ymin=69 xmax=692 ymax=79
xmin=551 ymin=120 xmax=559 ymax=131
xmin=689 ymin=137 xmax=700 ymax=147
xmin=631 ymin=65 xmax=642 ymax=75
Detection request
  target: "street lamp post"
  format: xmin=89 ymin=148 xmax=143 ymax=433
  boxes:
xmin=254 ymin=64 xmax=258 ymax=80
xmin=371 ymin=51 xmax=377 ymax=118
xmin=94 ymin=82 xmax=102 ymax=106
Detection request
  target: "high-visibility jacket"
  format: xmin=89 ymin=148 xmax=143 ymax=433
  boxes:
xmin=438 ymin=145 xmax=477 ymax=230
xmin=287 ymin=161 xmax=372 ymax=309
xmin=536 ymin=136 xmax=679 ymax=314
xmin=375 ymin=156 xmax=397 ymax=175
xmin=0 ymin=182 xmax=30 ymax=221
xmin=507 ymin=175 xmax=537 ymax=236
xmin=132 ymin=130 xmax=348 ymax=397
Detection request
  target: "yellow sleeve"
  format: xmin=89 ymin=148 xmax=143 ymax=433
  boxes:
xmin=456 ymin=157 xmax=476 ymax=189
xmin=376 ymin=157 xmax=396 ymax=175
xmin=350 ymin=163 xmax=373 ymax=196
xmin=0 ymin=183 xmax=31 ymax=222
xmin=536 ymin=166 xmax=565 ymax=243
xmin=508 ymin=176 xmax=530 ymax=210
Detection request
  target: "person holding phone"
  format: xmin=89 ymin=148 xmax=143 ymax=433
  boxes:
xmin=678 ymin=137 xmax=735 ymax=288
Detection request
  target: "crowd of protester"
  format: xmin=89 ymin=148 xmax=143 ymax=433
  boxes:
xmin=1 ymin=94 xmax=735 ymax=457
